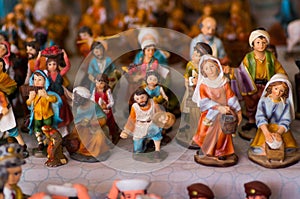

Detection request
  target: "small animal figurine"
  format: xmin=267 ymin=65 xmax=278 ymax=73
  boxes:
xmin=41 ymin=125 xmax=68 ymax=167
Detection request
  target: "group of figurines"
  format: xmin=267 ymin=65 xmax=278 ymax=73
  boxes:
xmin=175 ymin=24 xmax=300 ymax=169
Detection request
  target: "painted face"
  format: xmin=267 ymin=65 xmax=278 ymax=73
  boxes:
xmin=201 ymin=18 xmax=216 ymax=40
xmin=26 ymin=46 xmax=37 ymax=59
xmin=47 ymin=60 xmax=58 ymax=72
xmin=134 ymin=94 xmax=148 ymax=107
xmin=33 ymin=74 xmax=45 ymax=87
xmin=191 ymin=50 xmax=201 ymax=64
xmin=144 ymin=46 xmax=155 ymax=58
xmin=0 ymin=44 xmax=7 ymax=58
xmin=271 ymin=84 xmax=285 ymax=101
xmin=79 ymin=32 xmax=90 ymax=40
xmin=6 ymin=166 xmax=22 ymax=188
xmin=247 ymin=195 xmax=267 ymax=199
xmin=96 ymin=80 xmax=106 ymax=89
xmin=202 ymin=60 xmax=219 ymax=80
xmin=253 ymin=37 xmax=268 ymax=52
xmin=146 ymin=74 xmax=158 ymax=86
xmin=93 ymin=47 xmax=104 ymax=59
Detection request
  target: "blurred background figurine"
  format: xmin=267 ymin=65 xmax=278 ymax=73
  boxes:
xmin=244 ymin=180 xmax=272 ymax=199
xmin=0 ymin=143 xmax=26 ymax=199
xmin=64 ymin=86 xmax=110 ymax=163
xmin=177 ymin=42 xmax=212 ymax=149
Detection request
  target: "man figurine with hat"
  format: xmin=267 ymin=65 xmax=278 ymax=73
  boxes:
xmin=244 ymin=180 xmax=272 ymax=199
xmin=0 ymin=143 xmax=26 ymax=199
xmin=106 ymin=179 xmax=162 ymax=199
xmin=187 ymin=183 xmax=214 ymax=199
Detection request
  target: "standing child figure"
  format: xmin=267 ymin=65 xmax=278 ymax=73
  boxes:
xmin=144 ymin=70 xmax=168 ymax=105
xmin=192 ymin=55 xmax=242 ymax=167
xmin=26 ymin=70 xmax=62 ymax=156
xmin=248 ymin=74 xmax=300 ymax=168
xmin=92 ymin=74 xmax=119 ymax=144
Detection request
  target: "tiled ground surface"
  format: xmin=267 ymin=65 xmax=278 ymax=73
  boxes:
xmin=15 ymin=44 xmax=300 ymax=199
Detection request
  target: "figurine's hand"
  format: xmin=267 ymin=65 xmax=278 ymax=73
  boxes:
xmin=1 ymin=107 xmax=9 ymax=115
xmin=272 ymin=133 xmax=282 ymax=142
xmin=237 ymin=111 xmax=242 ymax=125
xmin=217 ymin=105 xmax=230 ymax=114
xmin=120 ymin=131 xmax=128 ymax=139
xmin=28 ymin=91 xmax=36 ymax=100
xmin=264 ymin=131 xmax=273 ymax=143
xmin=38 ymin=89 xmax=47 ymax=97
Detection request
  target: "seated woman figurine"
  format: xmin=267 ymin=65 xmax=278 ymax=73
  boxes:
xmin=64 ymin=86 xmax=110 ymax=162
xmin=248 ymin=74 xmax=300 ymax=168
xmin=192 ymin=54 xmax=242 ymax=167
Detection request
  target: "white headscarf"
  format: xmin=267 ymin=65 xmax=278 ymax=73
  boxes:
xmin=192 ymin=54 xmax=228 ymax=106
xmin=262 ymin=73 xmax=295 ymax=119
xmin=249 ymin=29 xmax=270 ymax=47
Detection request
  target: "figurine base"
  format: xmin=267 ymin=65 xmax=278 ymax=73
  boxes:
xmin=69 ymin=151 xmax=110 ymax=163
xmin=238 ymin=127 xmax=257 ymax=141
xmin=194 ymin=153 xmax=238 ymax=167
xmin=133 ymin=150 xmax=168 ymax=163
xmin=248 ymin=149 xmax=300 ymax=169
xmin=45 ymin=156 xmax=68 ymax=167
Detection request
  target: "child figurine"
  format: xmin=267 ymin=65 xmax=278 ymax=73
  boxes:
xmin=64 ymin=86 xmax=110 ymax=162
xmin=0 ymin=165 xmax=8 ymax=199
xmin=0 ymin=143 xmax=26 ymax=199
xmin=177 ymin=42 xmax=212 ymax=149
xmin=248 ymin=74 xmax=300 ymax=168
xmin=26 ymin=70 xmax=62 ymax=157
xmin=234 ymin=28 xmax=287 ymax=139
xmin=35 ymin=46 xmax=73 ymax=137
xmin=144 ymin=70 xmax=168 ymax=104
xmin=0 ymin=58 xmax=29 ymax=158
xmin=192 ymin=55 xmax=242 ymax=167
xmin=92 ymin=74 xmax=120 ymax=144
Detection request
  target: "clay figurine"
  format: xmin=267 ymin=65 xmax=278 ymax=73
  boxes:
xmin=190 ymin=16 xmax=230 ymax=65
xmin=176 ymin=42 xmax=212 ymax=149
xmin=0 ymin=57 xmax=29 ymax=158
xmin=29 ymin=183 xmax=90 ymax=199
xmin=187 ymin=183 xmax=214 ymax=199
xmin=106 ymin=179 xmax=162 ymax=199
xmin=233 ymin=28 xmax=287 ymax=140
xmin=26 ymin=70 xmax=62 ymax=157
xmin=41 ymin=125 xmax=68 ymax=167
xmin=120 ymin=88 xmax=174 ymax=162
xmin=244 ymin=180 xmax=271 ymax=199
xmin=248 ymin=74 xmax=300 ymax=168
xmin=192 ymin=55 xmax=242 ymax=167
xmin=64 ymin=86 xmax=110 ymax=162
xmin=91 ymin=74 xmax=120 ymax=144
xmin=0 ymin=143 xmax=26 ymax=199
xmin=0 ymin=165 xmax=8 ymax=199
